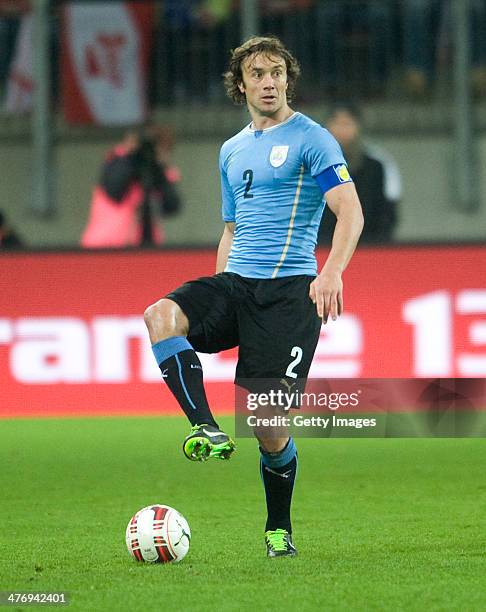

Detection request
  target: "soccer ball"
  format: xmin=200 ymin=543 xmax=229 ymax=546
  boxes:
xmin=125 ymin=504 xmax=191 ymax=563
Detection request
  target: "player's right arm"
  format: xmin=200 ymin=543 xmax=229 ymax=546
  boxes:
xmin=217 ymin=144 xmax=235 ymax=274
xmin=216 ymin=222 xmax=234 ymax=273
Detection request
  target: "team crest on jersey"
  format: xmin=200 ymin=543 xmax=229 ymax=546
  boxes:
xmin=269 ymin=145 xmax=289 ymax=168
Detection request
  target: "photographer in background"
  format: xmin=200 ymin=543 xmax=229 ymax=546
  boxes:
xmin=81 ymin=123 xmax=182 ymax=248
xmin=0 ymin=209 xmax=23 ymax=249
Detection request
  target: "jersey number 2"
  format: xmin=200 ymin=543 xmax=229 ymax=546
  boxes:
xmin=285 ymin=346 xmax=303 ymax=379
xmin=243 ymin=169 xmax=253 ymax=198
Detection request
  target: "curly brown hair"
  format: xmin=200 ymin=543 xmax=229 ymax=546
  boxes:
xmin=223 ymin=36 xmax=301 ymax=105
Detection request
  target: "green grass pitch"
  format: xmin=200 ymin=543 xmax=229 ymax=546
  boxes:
xmin=2 ymin=416 xmax=486 ymax=611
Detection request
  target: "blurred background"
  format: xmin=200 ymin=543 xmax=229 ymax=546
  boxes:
xmin=1 ymin=0 xmax=486 ymax=416
xmin=0 ymin=0 xmax=486 ymax=250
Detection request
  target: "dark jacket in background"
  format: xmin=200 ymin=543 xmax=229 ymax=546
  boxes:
xmin=318 ymin=145 xmax=400 ymax=245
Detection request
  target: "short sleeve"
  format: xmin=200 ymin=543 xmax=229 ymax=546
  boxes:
xmin=302 ymin=124 xmax=347 ymax=177
xmin=219 ymin=149 xmax=235 ymax=222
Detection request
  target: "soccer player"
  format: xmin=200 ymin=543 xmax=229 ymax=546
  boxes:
xmin=144 ymin=36 xmax=364 ymax=557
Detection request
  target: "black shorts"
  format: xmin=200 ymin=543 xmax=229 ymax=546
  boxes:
xmin=166 ymin=272 xmax=321 ymax=387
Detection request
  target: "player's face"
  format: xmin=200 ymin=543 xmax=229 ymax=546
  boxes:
xmin=238 ymin=53 xmax=289 ymax=118
xmin=328 ymin=111 xmax=360 ymax=149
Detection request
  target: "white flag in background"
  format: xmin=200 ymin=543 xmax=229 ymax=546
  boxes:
xmin=62 ymin=2 xmax=153 ymax=125
xmin=4 ymin=12 xmax=34 ymax=114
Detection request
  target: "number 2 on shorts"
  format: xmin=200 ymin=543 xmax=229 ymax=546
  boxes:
xmin=285 ymin=346 xmax=303 ymax=379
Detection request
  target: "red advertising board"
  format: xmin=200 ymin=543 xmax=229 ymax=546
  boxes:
xmin=1 ymin=246 xmax=485 ymax=418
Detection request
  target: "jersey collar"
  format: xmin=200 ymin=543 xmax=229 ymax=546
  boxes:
xmin=247 ymin=111 xmax=300 ymax=134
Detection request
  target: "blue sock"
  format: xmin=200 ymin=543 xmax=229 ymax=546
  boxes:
xmin=152 ymin=337 xmax=218 ymax=428
xmin=260 ymin=438 xmax=298 ymax=533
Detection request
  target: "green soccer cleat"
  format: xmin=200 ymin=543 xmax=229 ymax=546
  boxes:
xmin=265 ymin=529 xmax=297 ymax=558
xmin=182 ymin=424 xmax=236 ymax=462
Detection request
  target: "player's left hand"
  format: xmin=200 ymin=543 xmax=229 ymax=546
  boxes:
xmin=309 ymin=269 xmax=343 ymax=324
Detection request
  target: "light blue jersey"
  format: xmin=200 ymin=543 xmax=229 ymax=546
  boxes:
xmin=220 ymin=111 xmax=349 ymax=279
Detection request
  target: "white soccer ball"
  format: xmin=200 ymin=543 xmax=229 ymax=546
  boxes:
xmin=125 ymin=504 xmax=191 ymax=563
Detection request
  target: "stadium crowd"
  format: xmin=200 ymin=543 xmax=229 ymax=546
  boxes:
xmin=0 ymin=1 xmax=483 ymax=251
xmin=2 ymin=0 xmax=486 ymax=108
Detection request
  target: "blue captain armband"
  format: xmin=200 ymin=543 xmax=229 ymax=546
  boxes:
xmin=314 ymin=164 xmax=353 ymax=195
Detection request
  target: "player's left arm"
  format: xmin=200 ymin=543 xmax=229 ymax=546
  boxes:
xmin=309 ymin=182 xmax=364 ymax=323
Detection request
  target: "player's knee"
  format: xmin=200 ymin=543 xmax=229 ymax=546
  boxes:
xmin=143 ymin=302 xmax=159 ymax=333
xmin=143 ymin=299 xmax=188 ymax=337
xmin=256 ymin=436 xmax=289 ymax=454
